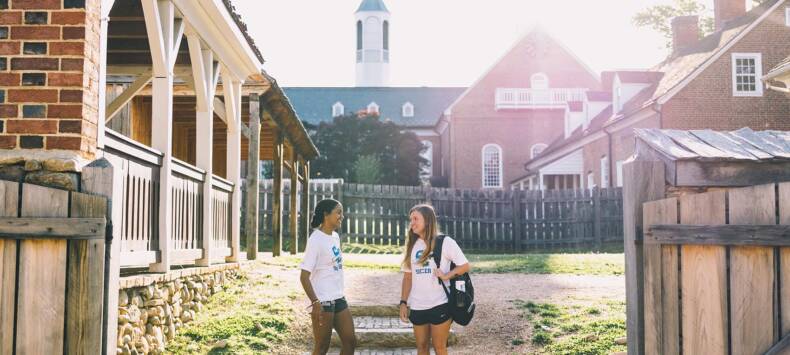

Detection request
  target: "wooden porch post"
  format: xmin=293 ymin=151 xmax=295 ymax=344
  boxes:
xmin=223 ymin=74 xmax=242 ymax=262
xmin=142 ymin=0 xmax=180 ymax=272
xmin=289 ymin=148 xmax=298 ymax=255
xmin=272 ymin=130 xmax=283 ymax=257
xmin=299 ymin=159 xmax=310 ymax=252
xmin=187 ymin=32 xmax=219 ymax=267
xmin=244 ymin=94 xmax=260 ymax=260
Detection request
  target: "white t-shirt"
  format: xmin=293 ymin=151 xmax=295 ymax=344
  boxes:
xmin=299 ymin=229 xmax=344 ymax=302
xmin=401 ymin=236 xmax=468 ymax=310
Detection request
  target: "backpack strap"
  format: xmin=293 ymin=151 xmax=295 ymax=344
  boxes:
xmin=432 ymin=235 xmax=453 ymax=298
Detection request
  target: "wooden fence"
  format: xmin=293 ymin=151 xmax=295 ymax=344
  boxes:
xmin=0 ymin=180 xmax=107 ymax=354
xmin=243 ymin=179 xmax=623 ymax=252
xmin=641 ymin=182 xmax=790 ymax=355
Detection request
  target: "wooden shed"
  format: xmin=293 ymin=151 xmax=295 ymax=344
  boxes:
xmin=622 ymin=127 xmax=790 ymax=355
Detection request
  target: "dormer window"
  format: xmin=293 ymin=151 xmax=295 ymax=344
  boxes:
xmin=367 ymin=102 xmax=379 ymax=115
xmin=402 ymin=102 xmax=414 ymax=117
xmin=332 ymin=102 xmax=344 ymax=117
xmin=531 ymin=73 xmax=549 ymax=89
xmin=530 ymin=143 xmax=548 ymax=159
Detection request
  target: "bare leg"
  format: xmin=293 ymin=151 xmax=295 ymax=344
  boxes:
xmin=413 ymin=323 xmax=431 ymax=355
xmin=333 ymin=309 xmax=356 ymax=355
xmin=311 ymin=309 xmax=335 ymax=355
xmin=429 ymin=319 xmax=452 ymax=355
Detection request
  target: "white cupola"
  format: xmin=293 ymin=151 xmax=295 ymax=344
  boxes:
xmin=355 ymin=0 xmax=390 ymax=87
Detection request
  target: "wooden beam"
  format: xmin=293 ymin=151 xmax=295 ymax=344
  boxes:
xmin=764 ymin=332 xmax=790 ymax=355
xmin=289 ymin=147 xmax=298 ymax=255
xmin=105 ymin=71 xmax=152 ymax=123
xmin=244 ymin=94 xmax=261 ymax=260
xmin=213 ymin=97 xmax=227 ymax=123
xmin=225 ymin=73 xmax=243 ymax=262
xmin=299 ymin=160 xmax=310 ymax=252
xmin=0 ymin=218 xmax=105 ymax=239
xmin=170 ymin=18 xmax=184 ymax=69
xmin=140 ymin=0 xmax=169 ymax=76
xmin=646 ymin=224 xmax=790 ymax=246
xmin=272 ymin=131 xmax=283 ymax=257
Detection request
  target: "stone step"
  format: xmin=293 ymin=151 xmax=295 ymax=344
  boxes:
xmin=323 ymin=348 xmax=436 ymax=355
xmin=330 ymin=317 xmax=457 ymax=348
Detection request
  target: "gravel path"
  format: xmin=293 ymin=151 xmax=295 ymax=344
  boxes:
xmin=343 ymin=269 xmax=625 ymax=354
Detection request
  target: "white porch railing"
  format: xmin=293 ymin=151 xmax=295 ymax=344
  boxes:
xmin=356 ymin=49 xmax=390 ymax=63
xmin=102 ymin=129 xmax=237 ymax=268
xmin=495 ymin=88 xmax=587 ymax=109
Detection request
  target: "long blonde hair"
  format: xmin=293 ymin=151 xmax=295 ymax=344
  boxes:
xmin=402 ymin=204 xmax=440 ymax=269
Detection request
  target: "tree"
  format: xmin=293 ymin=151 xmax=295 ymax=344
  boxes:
xmin=352 ymin=155 xmax=382 ymax=184
xmin=308 ymin=112 xmax=428 ymax=186
xmin=633 ymin=0 xmax=767 ymax=49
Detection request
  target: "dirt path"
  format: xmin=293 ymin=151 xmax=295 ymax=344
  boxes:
xmin=253 ymin=256 xmax=625 ymax=354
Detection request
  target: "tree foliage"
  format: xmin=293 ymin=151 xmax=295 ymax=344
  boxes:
xmin=308 ymin=112 xmax=427 ymax=186
xmin=352 ymin=155 xmax=383 ymax=184
xmin=633 ymin=0 xmax=767 ymax=49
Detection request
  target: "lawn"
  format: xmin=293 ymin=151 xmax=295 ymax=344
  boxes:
xmin=260 ymin=249 xmax=624 ymax=276
xmin=512 ymin=299 xmax=627 ymax=355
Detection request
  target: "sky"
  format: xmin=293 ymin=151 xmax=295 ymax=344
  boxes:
xmin=233 ymin=0 xmax=727 ymax=87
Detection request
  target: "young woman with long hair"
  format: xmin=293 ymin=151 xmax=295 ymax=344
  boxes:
xmin=299 ymin=199 xmax=356 ymax=355
xmin=399 ymin=204 xmax=471 ymax=355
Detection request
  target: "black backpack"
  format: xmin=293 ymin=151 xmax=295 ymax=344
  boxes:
xmin=432 ymin=235 xmax=475 ymax=326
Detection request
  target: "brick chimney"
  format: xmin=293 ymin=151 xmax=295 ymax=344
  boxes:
xmin=672 ymin=16 xmax=699 ymax=53
xmin=714 ymin=0 xmax=746 ymax=31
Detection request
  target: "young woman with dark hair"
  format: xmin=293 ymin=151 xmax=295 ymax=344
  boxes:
xmin=399 ymin=204 xmax=470 ymax=355
xmin=299 ymin=199 xmax=356 ymax=355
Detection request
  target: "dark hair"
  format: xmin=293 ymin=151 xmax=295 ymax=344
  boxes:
xmin=310 ymin=199 xmax=342 ymax=229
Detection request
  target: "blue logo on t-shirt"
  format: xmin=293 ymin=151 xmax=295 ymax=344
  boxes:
xmin=331 ymin=245 xmax=343 ymax=271
xmin=414 ymin=249 xmax=431 ymax=274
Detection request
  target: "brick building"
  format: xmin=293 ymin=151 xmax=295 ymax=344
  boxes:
xmin=438 ymin=28 xmax=601 ymax=189
xmin=518 ymin=0 xmax=790 ymax=190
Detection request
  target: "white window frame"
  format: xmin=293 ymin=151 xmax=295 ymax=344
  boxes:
xmin=600 ymin=155 xmax=609 ymax=188
xmin=530 ymin=143 xmax=548 ymax=159
xmin=731 ymin=53 xmax=763 ymax=97
xmin=402 ymin=102 xmax=414 ymax=117
xmin=786 ymin=7 xmax=790 ymax=26
xmin=332 ymin=102 xmax=344 ymax=117
xmin=481 ymin=144 xmax=503 ymax=189
xmin=367 ymin=102 xmax=380 ymax=114
xmin=616 ymin=160 xmax=624 ymax=187
xmin=587 ymin=172 xmax=595 ymax=190
xmin=531 ymin=73 xmax=549 ymax=89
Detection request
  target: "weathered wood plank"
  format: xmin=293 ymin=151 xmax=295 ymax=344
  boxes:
xmin=0 ymin=180 xmax=18 ymax=354
xmin=0 ymin=217 xmax=105 ymax=239
xmin=780 ymin=182 xmax=790 ymax=338
xmin=66 ymin=192 xmax=107 ymax=355
xmin=17 ymin=183 xmax=69 ymax=354
xmin=623 ymin=160 xmax=665 ymax=355
xmin=679 ymin=190 xmax=728 ymax=355
xmin=689 ymin=129 xmax=758 ymax=160
xmin=728 ymin=183 xmax=776 ymax=355
xmin=730 ymin=127 xmax=790 ymax=159
xmin=664 ymin=129 xmax=733 ymax=159
xmin=635 ymin=128 xmax=697 ymax=160
xmin=646 ymin=225 xmax=790 ymax=246
xmin=764 ymin=332 xmax=790 ymax=355
xmin=642 ymin=197 xmax=679 ymax=355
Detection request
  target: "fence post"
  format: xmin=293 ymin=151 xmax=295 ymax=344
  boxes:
xmin=272 ymin=130 xmax=283 ymax=257
xmin=512 ymin=189 xmax=522 ymax=252
xmin=593 ymin=187 xmax=602 ymax=249
xmin=623 ymin=160 xmax=665 ymax=355
xmin=299 ymin=160 xmax=310 ymax=252
xmin=289 ymin=150 xmax=299 ymax=255
xmin=81 ymin=158 xmax=123 ymax=355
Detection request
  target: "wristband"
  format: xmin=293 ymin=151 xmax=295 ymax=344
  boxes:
xmin=399 ymin=300 xmax=407 ymax=306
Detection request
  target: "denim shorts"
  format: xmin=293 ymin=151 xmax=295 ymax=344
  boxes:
xmin=320 ymin=297 xmax=348 ymax=313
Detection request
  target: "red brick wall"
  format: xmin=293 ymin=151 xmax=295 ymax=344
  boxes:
xmin=662 ymin=4 xmax=790 ymax=132
xmin=0 ymin=0 xmax=101 ymax=158
xmin=446 ymin=30 xmax=601 ymax=189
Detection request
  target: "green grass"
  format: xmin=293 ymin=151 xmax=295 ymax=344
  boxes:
xmin=166 ymin=274 xmax=295 ymax=354
xmin=468 ymin=253 xmax=624 ymax=275
xmin=262 ymin=252 xmax=624 ymax=275
xmin=513 ymin=299 xmax=627 ymax=355
xmin=342 ymin=242 xmax=403 ymax=254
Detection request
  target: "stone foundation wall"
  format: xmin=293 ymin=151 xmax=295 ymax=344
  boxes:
xmin=116 ymin=263 xmax=241 ymax=355
xmin=0 ymin=156 xmax=83 ymax=190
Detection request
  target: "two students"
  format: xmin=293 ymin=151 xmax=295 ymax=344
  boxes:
xmin=300 ymin=200 xmax=470 ymax=355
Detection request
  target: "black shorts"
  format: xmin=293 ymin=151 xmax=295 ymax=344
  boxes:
xmin=320 ymin=297 xmax=348 ymax=313
xmin=409 ymin=303 xmax=451 ymax=325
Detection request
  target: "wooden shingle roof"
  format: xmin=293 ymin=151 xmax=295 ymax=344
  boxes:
xmin=635 ymin=128 xmax=790 ymax=161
